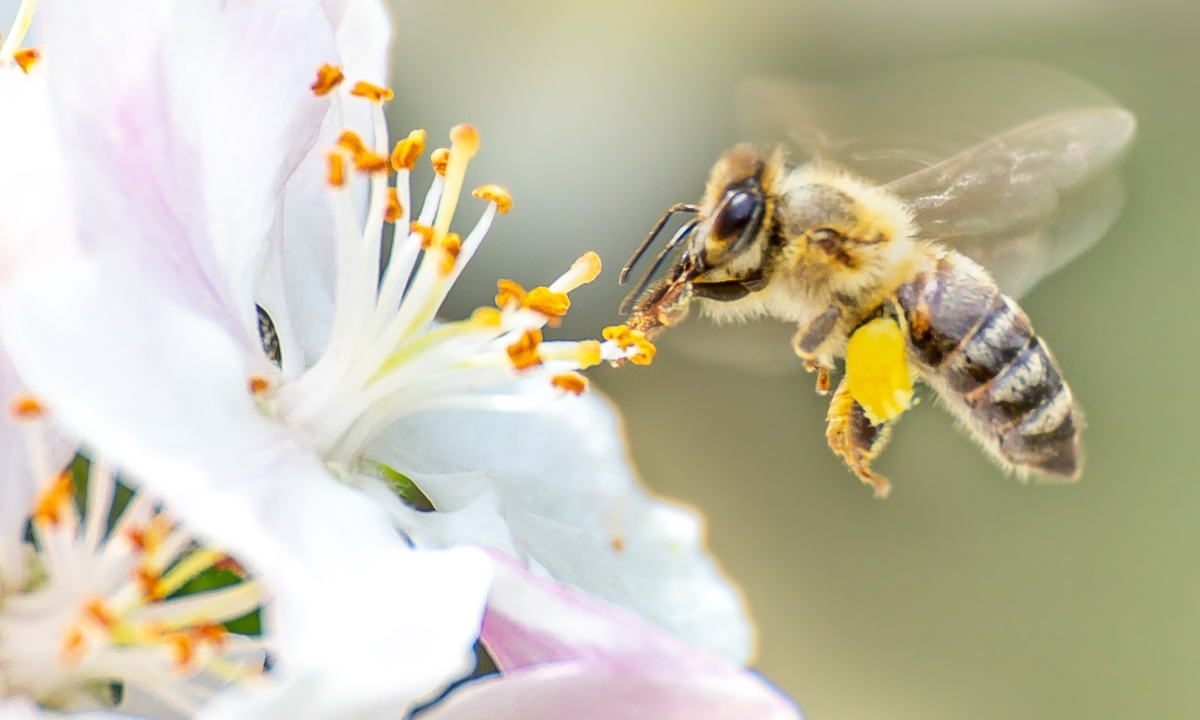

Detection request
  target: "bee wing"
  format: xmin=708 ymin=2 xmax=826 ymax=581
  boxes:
xmin=740 ymin=60 xmax=1135 ymax=296
xmin=884 ymin=108 xmax=1134 ymax=297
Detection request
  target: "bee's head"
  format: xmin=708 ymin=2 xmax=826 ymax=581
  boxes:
xmin=688 ymin=145 xmax=782 ymax=280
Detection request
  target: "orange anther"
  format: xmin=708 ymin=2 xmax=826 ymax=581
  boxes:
xmin=327 ymin=152 xmax=346 ymax=187
xmin=349 ymin=81 xmax=394 ymax=103
xmin=524 ymin=286 xmax=570 ymax=320
xmin=311 ymin=64 xmax=344 ymax=96
xmin=8 ymin=392 xmax=45 ymax=419
xmin=13 ymin=48 xmax=39 ymax=73
xmin=60 ymin=626 xmax=86 ymax=665
xmin=551 ymin=372 xmax=588 ymax=396
xmin=472 ymin=184 xmax=512 ymax=214
xmin=430 ymin=148 xmax=450 ymax=176
xmin=438 ymin=233 xmax=463 ymax=275
xmin=411 ymin=222 xmax=435 ymax=248
xmin=352 ymin=149 xmax=390 ymax=174
xmin=603 ymin=324 xmax=656 ymax=365
xmin=391 ymin=129 xmax=427 ymax=171
xmin=82 ymin=598 xmax=118 ymax=630
xmin=31 ymin=472 xmax=75 ymax=527
xmin=506 ymin=329 xmax=543 ymax=370
xmin=336 ymin=130 xmax=367 ymax=154
xmin=385 ymin=188 xmax=402 ymax=222
xmin=212 ymin=555 xmax=249 ymax=578
xmin=248 ymin=375 xmax=271 ymax=395
xmin=134 ymin=566 xmax=166 ymax=600
xmin=495 ymin=278 xmax=527 ymax=308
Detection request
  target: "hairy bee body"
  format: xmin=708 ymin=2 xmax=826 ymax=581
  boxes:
xmin=895 ymin=250 xmax=1081 ymax=478
xmin=621 ymin=99 xmax=1132 ymax=494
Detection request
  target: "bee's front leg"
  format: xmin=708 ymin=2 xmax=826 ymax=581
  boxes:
xmin=825 ymin=376 xmax=895 ymax=499
xmin=791 ymin=305 xmax=842 ymax=395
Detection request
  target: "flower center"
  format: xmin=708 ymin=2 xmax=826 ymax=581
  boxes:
xmin=269 ymin=66 xmax=654 ymax=468
xmin=2 ymin=395 xmax=267 ymax=715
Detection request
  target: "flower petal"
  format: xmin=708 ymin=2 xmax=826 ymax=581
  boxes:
xmin=1 ymin=255 xmax=492 ymax=716
xmin=373 ymin=384 xmax=755 ymax=664
xmin=419 ymin=553 xmax=799 ymax=720
xmin=38 ymin=0 xmax=344 ymax=361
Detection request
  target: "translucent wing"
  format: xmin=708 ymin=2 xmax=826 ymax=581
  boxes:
xmin=740 ymin=59 xmax=1135 ymax=297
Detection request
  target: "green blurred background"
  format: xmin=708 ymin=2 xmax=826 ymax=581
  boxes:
xmin=389 ymin=1 xmax=1198 ymax=718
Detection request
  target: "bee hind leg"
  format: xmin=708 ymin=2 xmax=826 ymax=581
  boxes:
xmin=825 ymin=376 xmax=896 ymax=498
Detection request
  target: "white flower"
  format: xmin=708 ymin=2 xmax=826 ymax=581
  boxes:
xmin=0 ymin=3 xmax=493 ymax=718
xmin=0 ymin=0 xmax=753 ymax=672
xmin=418 ymin=552 xmax=800 ymax=720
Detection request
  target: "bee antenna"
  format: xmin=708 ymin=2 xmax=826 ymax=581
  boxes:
xmin=619 ymin=203 xmax=700 ymax=285
xmin=618 ymin=217 xmax=700 ymax=315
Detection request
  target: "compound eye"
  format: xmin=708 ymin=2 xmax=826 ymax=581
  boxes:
xmin=713 ymin=191 xmax=759 ymax=240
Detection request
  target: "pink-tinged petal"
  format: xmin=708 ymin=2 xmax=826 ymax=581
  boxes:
xmin=420 ymin=663 xmax=799 ymax=720
xmin=419 ymin=553 xmax=800 ymax=720
xmin=1 ymin=256 xmax=492 ymax=715
xmin=375 ymin=386 xmax=755 ymax=664
xmin=38 ymin=0 xmax=343 ymax=363
xmin=0 ymin=68 xmax=75 ymax=285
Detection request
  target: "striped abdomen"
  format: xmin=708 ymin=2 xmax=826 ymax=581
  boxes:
xmin=894 ymin=253 xmax=1082 ymax=478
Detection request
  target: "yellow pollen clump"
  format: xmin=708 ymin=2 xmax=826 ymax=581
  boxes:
xmin=310 ymin=64 xmax=345 ymax=96
xmin=134 ymin=566 xmax=166 ymax=601
xmin=248 ymin=375 xmax=271 ymax=395
xmin=472 ymin=184 xmax=513 ymax=214
xmin=8 ymin=392 xmax=45 ymax=419
xmin=385 ymin=188 xmax=402 ymax=222
xmin=495 ymin=279 xmax=526 ymax=308
xmin=552 ymin=372 xmax=588 ymax=396
xmin=603 ymin=325 xmax=657 ymax=365
xmin=845 ymin=316 xmax=914 ymax=425
xmin=438 ymin=233 xmax=463 ymax=275
xmin=391 ymin=129 xmax=427 ymax=171
xmin=31 ymin=472 xmax=75 ymax=528
xmin=411 ymin=222 xmax=435 ymax=248
xmin=326 ymin=152 xmax=347 ymax=188
xmin=13 ymin=47 xmax=39 ymax=73
xmin=430 ymin=148 xmax=450 ymax=176
xmin=507 ymin=329 xmax=543 ymax=370
xmin=349 ymin=80 xmax=394 ymax=103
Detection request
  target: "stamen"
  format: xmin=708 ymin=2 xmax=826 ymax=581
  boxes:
xmin=506 ymin=329 xmax=544 ymax=370
xmin=349 ymin=80 xmax=394 ymax=103
xmin=411 ymin=222 xmax=435 ymax=248
xmin=385 ymin=188 xmax=402 ymax=222
xmin=523 ymin=287 xmax=570 ymax=321
xmin=310 ymin=63 xmax=345 ymax=96
xmin=540 ymin=340 xmax=603 ymax=369
xmin=8 ymin=391 xmax=46 ymax=419
xmin=392 ymin=129 xmax=427 ymax=171
xmin=0 ymin=0 xmax=37 ymax=66
xmin=603 ymin=325 xmax=657 ymax=365
xmin=352 ymin=149 xmax=390 ymax=174
xmin=13 ymin=47 xmax=39 ymax=73
xmin=471 ymin=184 xmax=513 ymax=214
xmin=495 ymin=279 xmax=527 ymax=309
xmin=31 ymin=472 xmax=75 ymax=528
xmin=549 ymin=251 xmax=603 ymax=294
xmin=438 ymin=233 xmax=463 ymax=275
xmin=248 ymin=375 xmax=272 ymax=395
xmin=326 ymin=151 xmax=347 ymax=188
xmin=430 ymin=148 xmax=450 ymax=177
xmin=551 ymin=372 xmax=588 ymax=395
xmin=336 ymin=130 xmax=367 ymax=154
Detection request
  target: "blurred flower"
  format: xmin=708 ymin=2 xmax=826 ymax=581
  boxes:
xmin=0 ymin=2 xmax=492 ymax=718
xmin=1 ymin=394 xmax=264 ymax=717
xmin=417 ymin=552 xmax=799 ymax=720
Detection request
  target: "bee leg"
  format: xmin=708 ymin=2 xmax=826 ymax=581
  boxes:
xmin=826 ymin=376 xmax=895 ymax=499
xmin=792 ymin=306 xmax=842 ymax=395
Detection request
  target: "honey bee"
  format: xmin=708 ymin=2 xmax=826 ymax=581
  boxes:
xmin=618 ymin=69 xmax=1134 ymax=497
